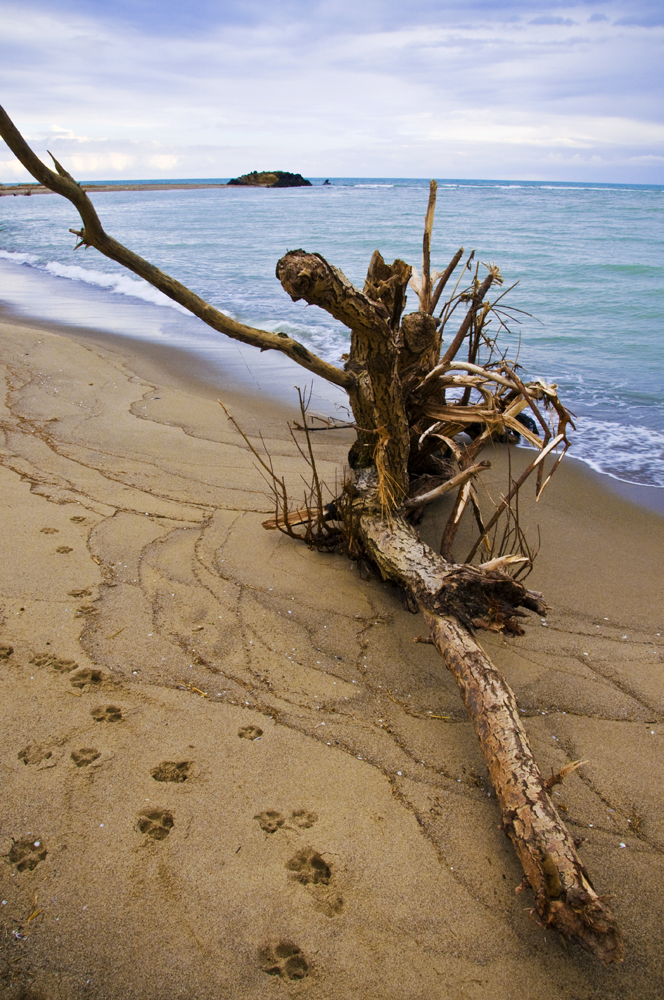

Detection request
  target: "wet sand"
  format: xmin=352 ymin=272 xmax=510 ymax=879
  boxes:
xmin=1 ymin=316 xmax=663 ymax=999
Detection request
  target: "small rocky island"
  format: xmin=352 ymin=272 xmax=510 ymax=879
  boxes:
xmin=227 ymin=170 xmax=312 ymax=188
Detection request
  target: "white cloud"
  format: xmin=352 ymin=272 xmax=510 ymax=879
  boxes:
xmin=148 ymin=154 xmax=179 ymax=170
xmin=0 ymin=157 xmax=29 ymax=179
xmin=0 ymin=0 xmax=662 ymax=182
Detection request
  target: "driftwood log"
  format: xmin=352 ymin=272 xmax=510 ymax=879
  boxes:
xmin=0 ymin=104 xmax=622 ymax=962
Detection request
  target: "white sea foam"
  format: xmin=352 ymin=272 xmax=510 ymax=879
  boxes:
xmin=1 ymin=249 xmax=189 ymax=314
xmin=568 ymin=417 xmax=664 ymax=488
xmin=43 ymin=261 xmax=189 ymax=313
xmin=0 ymin=249 xmax=40 ymax=265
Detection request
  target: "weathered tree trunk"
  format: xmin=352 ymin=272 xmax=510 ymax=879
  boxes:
xmin=277 ymin=249 xmax=412 ymax=502
xmin=0 ymin=104 xmax=622 ymax=961
xmin=354 ymin=497 xmax=621 ymax=962
xmin=426 ymin=614 xmax=622 ymax=963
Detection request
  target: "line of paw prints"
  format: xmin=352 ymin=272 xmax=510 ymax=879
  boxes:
xmin=39 ymin=523 xmax=88 ymax=555
xmin=132 ymin=761 xmax=195 ymax=842
xmin=9 ymin=674 xmax=323 ymax=980
xmin=244 ymin=717 xmax=334 ymax=964
xmin=29 ymin=651 xmax=110 ymax=694
xmin=257 ymin=849 xmax=342 ymax=980
xmin=7 ymin=752 xmax=335 ymax=980
xmin=254 ymin=808 xmax=343 ymax=976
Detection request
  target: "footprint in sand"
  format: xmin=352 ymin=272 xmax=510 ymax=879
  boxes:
xmin=137 ymin=809 xmax=174 ymax=840
xmin=56 ymin=546 xmax=73 ymax=554
xmin=75 ymin=604 xmax=98 ymax=618
xmin=315 ymin=891 xmax=344 ymax=918
xmin=260 ymin=942 xmax=309 ymax=981
xmin=17 ymin=744 xmax=52 ymax=766
xmin=32 ymin=653 xmax=78 ymax=673
xmin=8 ymin=838 xmax=47 ymax=872
xmin=238 ymin=724 xmax=263 ymax=740
xmin=286 ymin=848 xmax=331 ymax=885
xmin=290 ymin=809 xmax=318 ymax=829
xmin=68 ymin=589 xmax=91 ymax=598
xmin=0 ymin=644 xmax=13 ymax=660
xmin=286 ymin=847 xmax=344 ymax=916
xmin=151 ymin=761 xmax=191 ymax=783
xmin=254 ymin=810 xmax=286 ymax=834
xmin=40 ymin=527 xmax=59 ymax=534
xmin=71 ymin=748 xmax=101 ymax=767
xmin=70 ymin=516 xmax=86 ymax=523
xmin=254 ymin=809 xmax=318 ymax=834
xmin=69 ymin=667 xmax=104 ymax=690
xmin=91 ymin=705 xmax=122 ymax=723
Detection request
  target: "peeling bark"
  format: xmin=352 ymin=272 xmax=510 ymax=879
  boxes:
xmin=425 ymin=614 xmax=623 ymax=964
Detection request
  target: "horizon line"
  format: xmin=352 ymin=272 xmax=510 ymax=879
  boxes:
xmin=2 ymin=176 xmax=663 ymax=189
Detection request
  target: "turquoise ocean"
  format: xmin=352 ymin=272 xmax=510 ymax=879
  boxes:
xmin=1 ymin=178 xmax=663 ymax=489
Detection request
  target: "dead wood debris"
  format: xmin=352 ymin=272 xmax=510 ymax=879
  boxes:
xmin=0 ymin=106 xmax=622 ymax=962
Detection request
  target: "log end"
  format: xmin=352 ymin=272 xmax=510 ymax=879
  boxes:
xmin=542 ymin=893 xmax=624 ymax=964
xmin=433 ymin=564 xmax=538 ymax=634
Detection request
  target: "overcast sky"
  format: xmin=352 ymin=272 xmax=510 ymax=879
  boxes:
xmin=1 ymin=0 xmax=663 ymax=182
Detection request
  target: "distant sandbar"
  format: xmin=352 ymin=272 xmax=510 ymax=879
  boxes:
xmin=0 ymin=182 xmax=230 ymax=197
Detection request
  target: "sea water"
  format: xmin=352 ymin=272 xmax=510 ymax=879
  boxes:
xmin=0 ymin=178 xmax=662 ymax=488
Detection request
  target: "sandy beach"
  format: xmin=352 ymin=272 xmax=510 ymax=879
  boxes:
xmin=1 ymin=313 xmax=663 ymax=1000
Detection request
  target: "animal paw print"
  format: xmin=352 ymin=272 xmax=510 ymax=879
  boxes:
xmin=0 ymin=644 xmax=14 ymax=660
xmin=69 ymin=667 xmax=103 ymax=690
xmin=260 ymin=942 xmax=309 ymax=981
xmin=238 ymin=724 xmax=263 ymax=740
xmin=291 ymin=809 xmax=317 ymax=829
xmin=75 ymin=605 xmax=97 ymax=617
xmin=315 ymin=892 xmax=344 ymax=918
xmin=254 ymin=810 xmax=285 ymax=834
xmin=8 ymin=838 xmax=47 ymax=872
xmin=151 ymin=761 xmax=190 ymax=783
xmin=70 ymin=516 xmax=87 ymax=524
xmin=31 ymin=653 xmax=78 ymax=673
xmin=286 ymin=848 xmax=331 ymax=885
xmin=91 ymin=705 xmax=122 ymax=723
xmin=17 ymin=744 xmax=52 ymax=766
xmin=71 ymin=748 xmax=100 ymax=767
xmin=137 ymin=809 xmax=174 ymax=841
xmin=68 ymin=588 xmax=91 ymax=598
xmin=56 ymin=546 xmax=73 ymax=554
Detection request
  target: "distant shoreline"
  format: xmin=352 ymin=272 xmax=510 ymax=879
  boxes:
xmin=0 ymin=182 xmax=231 ymax=196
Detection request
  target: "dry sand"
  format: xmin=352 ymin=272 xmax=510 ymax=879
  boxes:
xmin=0 ymin=315 xmax=662 ymax=1000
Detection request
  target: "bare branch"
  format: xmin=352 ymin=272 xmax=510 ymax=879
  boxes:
xmin=0 ymin=105 xmax=352 ymax=391
xmin=402 ymin=460 xmax=490 ymax=510
xmin=421 ymin=180 xmax=437 ymax=313
xmin=439 ymin=271 xmax=496 ymax=367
